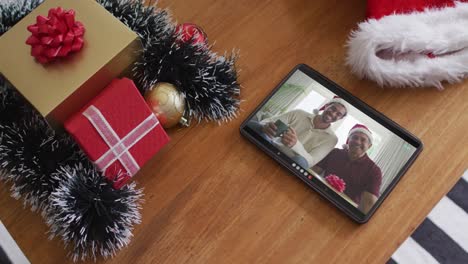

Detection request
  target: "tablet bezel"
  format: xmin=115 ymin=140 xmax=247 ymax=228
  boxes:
xmin=240 ymin=64 xmax=423 ymax=223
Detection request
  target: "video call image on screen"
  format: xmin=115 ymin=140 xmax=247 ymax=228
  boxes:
xmin=246 ymin=70 xmax=417 ymax=213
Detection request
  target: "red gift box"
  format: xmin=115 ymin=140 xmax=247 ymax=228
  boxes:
xmin=65 ymin=78 xmax=170 ymax=189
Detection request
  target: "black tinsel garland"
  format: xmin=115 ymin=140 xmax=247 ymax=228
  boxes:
xmin=0 ymin=0 xmax=42 ymax=34
xmin=0 ymin=79 xmax=86 ymax=212
xmin=97 ymin=0 xmax=240 ymax=122
xmin=0 ymin=78 xmax=35 ymax=124
xmin=0 ymin=118 xmax=79 ymax=211
xmin=96 ymin=0 xmax=175 ymax=42
xmin=0 ymin=0 xmax=240 ymax=261
xmin=133 ymin=35 xmax=240 ymax=122
xmin=46 ymin=164 xmax=143 ymax=261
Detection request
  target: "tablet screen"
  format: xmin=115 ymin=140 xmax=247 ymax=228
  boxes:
xmin=241 ymin=65 xmax=422 ymax=221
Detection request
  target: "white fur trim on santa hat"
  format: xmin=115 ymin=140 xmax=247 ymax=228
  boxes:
xmin=348 ymin=127 xmax=373 ymax=144
xmin=328 ymin=98 xmax=348 ymax=112
xmin=346 ymin=1 xmax=468 ymax=89
xmin=313 ymin=98 xmax=349 ymax=115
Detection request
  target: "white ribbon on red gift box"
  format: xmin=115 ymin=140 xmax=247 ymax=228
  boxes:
xmin=83 ymin=105 xmax=159 ymax=176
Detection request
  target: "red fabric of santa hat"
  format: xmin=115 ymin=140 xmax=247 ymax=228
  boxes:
xmin=347 ymin=124 xmax=373 ymax=145
xmin=346 ymin=0 xmax=468 ymax=89
xmin=313 ymin=96 xmax=349 ymax=115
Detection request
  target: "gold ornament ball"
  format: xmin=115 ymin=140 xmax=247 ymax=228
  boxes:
xmin=145 ymin=82 xmax=186 ymax=128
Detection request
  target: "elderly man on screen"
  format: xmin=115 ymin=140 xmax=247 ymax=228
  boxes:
xmin=247 ymin=97 xmax=348 ymax=168
xmin=313 ymin=124 xmax=382 ymax=213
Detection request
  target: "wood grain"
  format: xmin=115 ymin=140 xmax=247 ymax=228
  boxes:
xmin=1 ymin=0 xmax=467 ymax=263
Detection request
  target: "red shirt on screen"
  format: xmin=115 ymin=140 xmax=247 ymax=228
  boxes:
xmin=316 ymin=149 xmax=382 ymax=204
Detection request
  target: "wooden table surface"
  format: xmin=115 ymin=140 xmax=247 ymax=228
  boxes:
xmin=1 ymin=0 xmax=467 ymax=263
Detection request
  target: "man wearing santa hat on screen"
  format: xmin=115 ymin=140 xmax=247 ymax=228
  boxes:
xmin=313 ymin=124 xmax=382 ymax=213
xmin=346 ymin=0 xmax=468 ymax=89
xmin=247 ymin=96 xmax=348 ymax=169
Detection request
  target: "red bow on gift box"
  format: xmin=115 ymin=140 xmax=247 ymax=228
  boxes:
xmin=25 ymin=7 xmax=85 ymax=64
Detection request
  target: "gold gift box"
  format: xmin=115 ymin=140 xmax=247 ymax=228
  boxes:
xmin=0 ymin=0 xmax=142 ymax=127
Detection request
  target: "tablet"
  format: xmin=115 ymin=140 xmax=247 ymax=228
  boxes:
xmin=240 ymin=64 xmax=423 ymax=223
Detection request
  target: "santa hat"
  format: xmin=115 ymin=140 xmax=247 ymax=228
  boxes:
xmin=346 ymin=124 xmax=373 ymax=146
xmin=313 ymin=96 xmax=348 ymax=115
xmin=346 ymin=0 xmax=468 ymax=89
